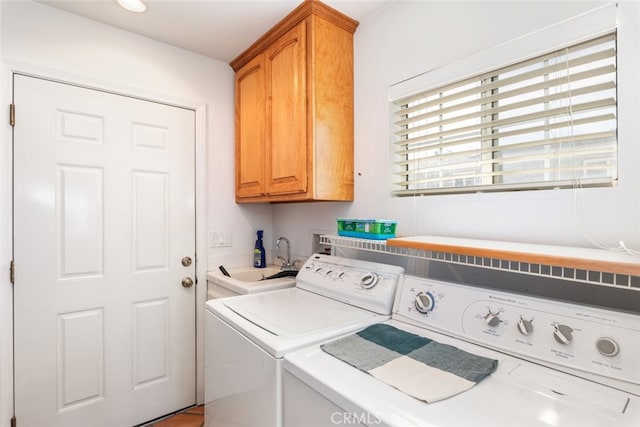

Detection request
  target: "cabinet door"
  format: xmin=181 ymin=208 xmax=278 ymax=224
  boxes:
xmin=236 ymin=54 xmax=266 ymax=199
xmin=265 ymin=22 xmax=307 ymax=196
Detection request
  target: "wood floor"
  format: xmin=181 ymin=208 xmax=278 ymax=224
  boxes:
xmin=147 ymin=405 xmax=204 ymax=427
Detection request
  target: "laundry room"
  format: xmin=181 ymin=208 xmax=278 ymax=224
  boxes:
xmin=1 ymin=0 xmax=639 ymax=426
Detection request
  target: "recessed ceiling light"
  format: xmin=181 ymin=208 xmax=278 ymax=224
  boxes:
xmin=116 ymin=0 xmax=147 ymax=13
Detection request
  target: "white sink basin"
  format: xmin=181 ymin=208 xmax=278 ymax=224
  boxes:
xmin=206 ymin=265 xmax=297 ymax=296
xmin=226 ymin=266 xmax=283 ymax=282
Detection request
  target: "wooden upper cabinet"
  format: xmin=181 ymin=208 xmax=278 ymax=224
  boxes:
xmin=235 ymin=55 xmax=266 ymax=198
xmin=231 ymin=0 xmax=358 ymax=203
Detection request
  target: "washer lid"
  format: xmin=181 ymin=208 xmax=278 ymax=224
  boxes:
xmin=223 ymin=288 xmax=379 ymax=337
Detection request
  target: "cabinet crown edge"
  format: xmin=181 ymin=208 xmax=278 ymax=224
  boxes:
xmin=230 ymin=0 xmax=359 ymax=72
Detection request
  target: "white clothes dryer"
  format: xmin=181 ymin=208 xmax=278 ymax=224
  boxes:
xmin=283 ymin=275 xmax=640 ymax=427
xmin=204 ymin=254 xmax=405 ymax=427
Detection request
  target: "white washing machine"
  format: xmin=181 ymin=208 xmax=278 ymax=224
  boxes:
xmin=283 ymin=275 xmax=640 ymax=427
xmin=204 ymin=253 xmax=405 ymax=427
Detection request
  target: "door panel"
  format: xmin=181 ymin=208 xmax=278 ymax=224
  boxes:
xmin=132 ymin=298 xmax=170 ymax=389
xmin=235 ymin=55 xmax=267 ymax=198
xmin=13 ymin=74 xmax=196 ymax=426
xmin=56 ymin=308 xmax=105 ymax=412
xmin=266 ymin=22 xmax=307 ymax=196
xmin=133 ymin=171 xmax=169 ymax=271
xmin=57 ymin=165 xmax=104 ymax=279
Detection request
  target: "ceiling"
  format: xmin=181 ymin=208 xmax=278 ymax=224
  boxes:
xmin=37 ymin=0 xmax=393 ymax=63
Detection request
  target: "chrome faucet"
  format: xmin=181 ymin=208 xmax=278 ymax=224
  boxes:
xmin=275 ymin=236 xmax=297 ymax=271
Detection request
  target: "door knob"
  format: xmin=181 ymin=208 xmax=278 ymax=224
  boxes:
xmin=182 ymin=277 xmax=194 ymax=288
xmin=181 ymin=256 xmax=193 ymax=267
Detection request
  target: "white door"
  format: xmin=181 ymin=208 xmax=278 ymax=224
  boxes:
xmin=13 ymin=74 xmax=196 ymax=426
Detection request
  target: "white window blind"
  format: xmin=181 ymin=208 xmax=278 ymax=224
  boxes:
xmin=392 ymin=32 xmax=617 ymax=195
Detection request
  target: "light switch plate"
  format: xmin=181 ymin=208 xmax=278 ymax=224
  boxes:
xmin=209 ymin=231 xmax=233 ymax=247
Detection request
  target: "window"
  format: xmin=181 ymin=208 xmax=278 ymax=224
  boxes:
xmin=391 ymin=33 xmax=617 ymax=195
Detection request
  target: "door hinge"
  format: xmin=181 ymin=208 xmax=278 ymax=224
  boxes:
xmin=9 ymin=103 xmax=15 ymax=127
xmin=11 ymin=415 xmax=16 ymax=427
xmin=10 ymin=260 xmax=15 ymax=284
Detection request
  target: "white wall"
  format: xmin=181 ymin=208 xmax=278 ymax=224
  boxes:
xmin=274 ymin=1 xmax=640 ymax=255
xmin=0 ymin=0 xmax=270 ymax=421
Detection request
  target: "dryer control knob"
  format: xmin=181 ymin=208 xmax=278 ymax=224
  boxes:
xmin=484 ymin=311 xmax=501 ymax=327
xmin=596 ymin=337 xmax=619 ymax=357
xmin=553 ymin=324 xmax=574 ymax=344
xmin=414 ymin=292 xmax=435 ymax=314
xmin=517 ymin=317 xmax=534 ymax=335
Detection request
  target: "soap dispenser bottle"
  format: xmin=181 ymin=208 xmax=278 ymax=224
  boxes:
xmin=253 ymin=230 xmax=266 ymax=268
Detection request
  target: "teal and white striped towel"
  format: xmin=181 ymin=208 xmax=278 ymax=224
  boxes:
xmin=320 ymin=324 xmax=498 ymax=403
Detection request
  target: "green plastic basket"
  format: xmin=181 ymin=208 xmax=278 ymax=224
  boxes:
xmin=337 ymin=218 xmax=397 ymax=240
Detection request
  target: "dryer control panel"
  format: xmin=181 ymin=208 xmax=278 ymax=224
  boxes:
xmin=394 ymin=275 xmax=640 ymax=385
